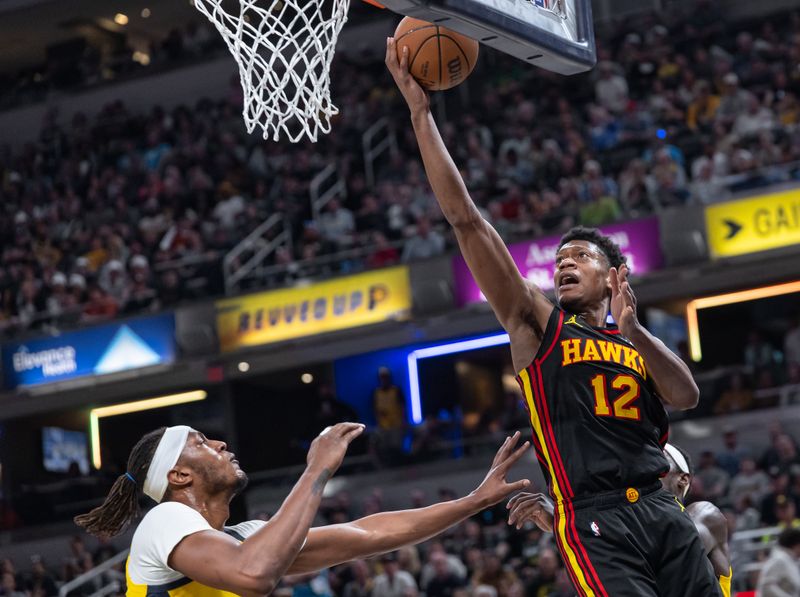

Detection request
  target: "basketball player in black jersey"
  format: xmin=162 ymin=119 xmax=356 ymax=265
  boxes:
xmin=386 ymin=38 xmax=720 ymax=597
xmin=507 ymin=443 xmax=732 ymax=596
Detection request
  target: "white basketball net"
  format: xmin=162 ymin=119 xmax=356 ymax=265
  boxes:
xmin=193 ymin=0 xmax=351 ymax=143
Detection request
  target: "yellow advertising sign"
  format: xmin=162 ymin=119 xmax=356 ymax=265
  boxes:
xmin=216 ymin=267 xmax=412 ymax=352
xmin=706 ymin=189 xmax=800 ymax=258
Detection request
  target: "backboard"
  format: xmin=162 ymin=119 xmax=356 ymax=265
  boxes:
xmin=379 ymin=0 xmax=596 ymax=75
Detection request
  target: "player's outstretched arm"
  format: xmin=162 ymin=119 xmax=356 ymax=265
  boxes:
xmin=385 ymin=38 xmax=552 ymax=347
xmin=169 ymin=423 xmax=364 ymax=596
xmin=610 ymin=265 xmax=699 ymax=410
xmin=286 ymin=433 xmax=530 ymax=574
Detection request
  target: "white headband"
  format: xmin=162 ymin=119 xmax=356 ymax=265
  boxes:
xmin=144 ymin=426 xmax=193 ymax=503
xmin=664 ymin=443 xmax=691 ymax=499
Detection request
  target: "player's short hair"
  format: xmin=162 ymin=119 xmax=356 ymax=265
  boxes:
xmin=668 ymin=443 xmax=694 ymax=477
xmin=777 ymin=527 xmax=800 ymax=548
xmin=558 ymin=227 xmax=627 ymax=270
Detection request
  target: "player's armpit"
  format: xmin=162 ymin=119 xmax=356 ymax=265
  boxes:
xmin=168 ymin=530 xmax=277 ymax=596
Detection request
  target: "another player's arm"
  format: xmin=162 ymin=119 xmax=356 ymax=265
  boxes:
xmin=287 ymin=433 xmax=531 ymax=574
xmin=686 ymin=502 xmax=731 ymax=578
xmin=610 ymin=265 xmax=699 ymax=409
xmin=385 ymin=38 xmax=552 ymax=359
xmin=169 ymin=423 xmax=364 ymax=597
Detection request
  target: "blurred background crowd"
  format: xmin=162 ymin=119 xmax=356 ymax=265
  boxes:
xmin=2 ymin=0 xmax=800 ymax=595
xmin=1 ymin=3 xmax=799 ymax=338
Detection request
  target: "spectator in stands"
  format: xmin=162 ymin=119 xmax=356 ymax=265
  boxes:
xmin=372 ymin=552 xmax=417 ymax=597
xmin=471 ymin=553 xmax=517 ymax=595
xmin=695 ymin=450 xmax=731 ymax=502
xmin=372 ymin=367 xmax=407 ymax=465
xmin=424 ymin=551 xmax=465 ymax=597
xmin=0 ymin=571 xmax=26 ymax=597
xmin=81 ymin=285 xmax=118 ymax=323
xmin=714 ymin=374 xmax=754 ymax=415
xmin=690 ymin=156 xmax=730 ymax=205
xmin=401 ymin=217 xmax=445 ymax=262
xmin=594 ymin=61 xmax=629 ymax=114
xmin=523 ymin=547 xmax=561 ymax=597
xmin=320 ymin=199 xmax=356 ymax=249
xmin=717 ymin=427 xmax=750 ymax=477
xmin=775 ymin=494 xmax=800 ymax=531
xmin=756 ymin=527 xmax=800 ymax=597
xmin=686 ymin=80 xmax=721 ymax=132
xmin=343 ymin=560 xmax=373 ymax=597
xmin=733 ymin=93 xmax=776 ymax=138
xmin=716 ymin=73 xmax=751 ymax=126
xmin=24 ymin=556 xmax=57 ymax=597
xmin=785 ymin=316 xmax=800 ymax=377
xmin=767 ymin=435 xmax=800 ymax=480
xmin=761 ymin=474 xmax=798 ymax=526
xmin=730 ymin=457 xmax=771 ymax=507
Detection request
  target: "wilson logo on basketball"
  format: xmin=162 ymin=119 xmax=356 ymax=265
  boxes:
xmin=447 ymin=57 xmax=463 ymax=83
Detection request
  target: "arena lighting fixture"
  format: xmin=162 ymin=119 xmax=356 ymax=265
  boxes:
xmin=114 ymin=13 xmax=129 ymax=25
xmin=686 ymin=280 xmax=800 ymax=362
xmin=301 ymin=373 xmax=314 ymax=384
xmin=89 ymin=390 xmax=207 ymax=469
xmin=238 ymin=361 xmax=250 ymax=372
xmin=141 ymin=8 xmax=151 ymax=18
xmin=407 ymin=333 xmax=510 ymax=424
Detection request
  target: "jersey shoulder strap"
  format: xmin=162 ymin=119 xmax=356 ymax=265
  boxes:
xmin=529 ymin=307 xmax=566 ymax=366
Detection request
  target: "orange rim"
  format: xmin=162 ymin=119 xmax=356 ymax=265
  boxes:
xmin=361 ymin=0 xmax=386 ymax=7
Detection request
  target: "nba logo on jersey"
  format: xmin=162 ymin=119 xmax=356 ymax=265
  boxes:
xmin=590 ymin=521 xmax=601 ymax=537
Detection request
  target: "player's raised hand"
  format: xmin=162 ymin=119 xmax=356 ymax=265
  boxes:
xmin=385 ymin=37 xmax=430 ymax=114
xmin=609 ymin=264 xmax=639 ymax=337
xmin=306 ymin=422 xmax=365 ymax=473
xmin=506 ymin=492 xmax=554 ymax=532
xmin=469 ymin=431 xmax=531 ymax=507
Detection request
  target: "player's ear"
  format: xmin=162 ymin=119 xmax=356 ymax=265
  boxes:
xmin=679 ymin=473 xmax=691 ymax=496
xmin=167 ymin=464 xmax=194 ymax=491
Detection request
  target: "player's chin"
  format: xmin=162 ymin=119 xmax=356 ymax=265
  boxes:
xmin=233 ymin=470 xmax=249 ymax=495
xmin=556 ymin=287 xmax=583 ymax=309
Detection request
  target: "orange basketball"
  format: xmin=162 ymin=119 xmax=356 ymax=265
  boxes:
xmin=393 ymin=17 xmax=479 ymax=91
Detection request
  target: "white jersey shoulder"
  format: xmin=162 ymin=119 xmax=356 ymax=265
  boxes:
xmin=127 ymin=502 xmax=266 ymax=586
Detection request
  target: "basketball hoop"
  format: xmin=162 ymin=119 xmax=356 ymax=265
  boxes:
xmin=193 ymin=0 xmax=351 ymax=143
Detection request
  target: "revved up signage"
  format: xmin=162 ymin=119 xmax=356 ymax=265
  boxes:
xmin=216 ymin=267 xmax=412 ymax=352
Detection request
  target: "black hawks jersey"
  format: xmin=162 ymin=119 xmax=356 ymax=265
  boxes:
xmin=516 ymin=307 xmax=670 ymax=501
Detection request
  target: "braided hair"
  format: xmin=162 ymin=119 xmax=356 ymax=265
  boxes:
xmin=74 ymin=428 xmax=166 ymax=538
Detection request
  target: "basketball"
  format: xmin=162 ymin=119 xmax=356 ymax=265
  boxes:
xmin=393 ymin=16 xmax=479 ymax=91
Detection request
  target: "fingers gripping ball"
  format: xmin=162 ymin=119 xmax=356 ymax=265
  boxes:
xmin=393 ymin=17 xmax=479 ymax=91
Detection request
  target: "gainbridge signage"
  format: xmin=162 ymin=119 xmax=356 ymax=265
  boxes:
xmin=705 ymin=189 xmax=800 ymax=258
xmin=216 ymin=267 xmax=412 ymax=352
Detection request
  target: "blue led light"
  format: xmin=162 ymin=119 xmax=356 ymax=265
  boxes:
xmin=406 ymin=333 xmax=510 ymax=424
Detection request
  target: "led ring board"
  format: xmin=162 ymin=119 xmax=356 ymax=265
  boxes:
xmin=380 ymin=0 xmax=596 ymax=75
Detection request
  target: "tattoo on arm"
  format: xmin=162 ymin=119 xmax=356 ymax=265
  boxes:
xmin=312 ymin=469 xmax=331 ymax=496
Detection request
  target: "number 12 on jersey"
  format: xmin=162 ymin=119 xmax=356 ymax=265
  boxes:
xmin=590 ymin=374 xmax=641 ymax=420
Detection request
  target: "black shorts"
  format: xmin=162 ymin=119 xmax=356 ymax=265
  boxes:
xmin=551 ymin=482 xmax=722 ymax=597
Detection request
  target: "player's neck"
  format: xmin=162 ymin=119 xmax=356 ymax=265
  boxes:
xmin=172 ymin=491 xmax=232 ymax=530
xmin=575 ymin=302 xmax=609 ymax=328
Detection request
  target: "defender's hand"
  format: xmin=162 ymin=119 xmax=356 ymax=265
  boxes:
xmin=306 ymin=423 xmax=365 ymax=473
xmin=385 ymin=37 xmax=430 ymax=114
xmin=470 ymin=431 xmax=531 ymax=508
xmin=507 ymin=492 xmax=554 ymax=532
xmin=609 ymin=264 xmax=639 ymax=338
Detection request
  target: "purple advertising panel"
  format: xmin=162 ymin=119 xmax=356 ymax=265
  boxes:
xmin=452 ymin=218 xmax=664 ymax=307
